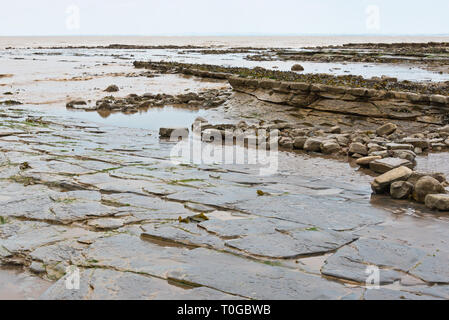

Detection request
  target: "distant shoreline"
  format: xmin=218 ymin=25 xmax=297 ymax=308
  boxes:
xmin=2 ymin=35 xmax=449 ymax=50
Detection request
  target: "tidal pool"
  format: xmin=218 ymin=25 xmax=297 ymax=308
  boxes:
xmin=59 ymin=105 xmax=207 ymax=131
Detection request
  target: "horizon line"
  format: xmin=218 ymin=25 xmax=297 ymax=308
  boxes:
xmin=2 ymin=33 xmax=449 ymax=37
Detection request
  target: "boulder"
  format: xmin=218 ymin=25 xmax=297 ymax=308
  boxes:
xmin=293 ymin=137 xmax=307 ymax=149
xmin=349 ymin=142 xmax=368 ymax=156
xmin=104 ymin=85 xmax=119 ymax=92
xmin=159 ymin=127 xmax=189 ymax=139
xmin=291 ymin=64 xmax=304 ymax=72
xmin=413 ymin=176 xmax=446 ymax=203
xmin=367 ymin=143 xmax=385 ymax=153
xmin=356 ymin=156 xmax=382 ymax=166
xmin=279 ymin=137 xmax=293 ymax=149
xmin=407 ymin=172 xmax=446 ymax=185
xmin=321 ymin=141 xmax=341 ymax=154
xmin=336 ymin=135 xmax=350 ymax=147
xmin=369 ymin=158 xmax=413 ymax=174
xmin=425 ymin=194 xmax=449 ymax=211
xmin=66 ymin=100 xmax=87 ymax=108
xmin=390 ymin=150 xmax=416 ymax=162
xmin=431 ymin=143 xmax=446 ymax=150
xmin=438 ymin=125 xmax=449 ymax=134
xmin=430 ymin=94 xmax=447 ymax=104
xmin=304 ymin=138 xmax=322 ymax=152
xmin=371 ymin=166 xmax=413 ymax=194
xmin=290 ymin=128 xmax=308 ymax=137
xmin=390 ymin=181 xmax=414 ymax=199
xmin=376 ymin=123 xmax=397 ymax=136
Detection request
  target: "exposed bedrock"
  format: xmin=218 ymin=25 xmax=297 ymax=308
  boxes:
xmin=228 ymin=77 xmax=449 ymax=125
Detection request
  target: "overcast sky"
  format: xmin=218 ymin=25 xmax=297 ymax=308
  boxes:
xmin=1 ymin=0 xmax=448 ymax=36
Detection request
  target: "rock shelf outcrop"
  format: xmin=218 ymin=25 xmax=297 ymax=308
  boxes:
xmin=228 ymin=77 xmax=449 ymax=125
xmin=66 ymin=89 xmax=232 ymax=112
xmin=133 ymin=61 xmax=449 ymax=95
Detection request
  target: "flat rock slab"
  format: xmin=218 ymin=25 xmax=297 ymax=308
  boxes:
xmin=75 ymin=173 xmax=179 ymax=196
xmin=83 ymin=234 xmax=356 ymax=299
xmin=322 ymin=238 xmax=449 ymax=284
xmin=0 ymin=221 xmax=94 ymax=259
xmin=225 ymin=229 xmax=357 ymax=259
xmin=87 ymin=218 xmax=125 ymax=230
xmin=165 ymin=247 xmax=358 ymax=300
xmin=200 ymin=213 xmax=357 ymax=259
xmin=364 ymin=288 xmax=439 ymax=300
xmin=230 ymin=194 xmax=386 ymax=231
xmin=40 ymin=268 xmax=237 ymax=300
xmin=165 ymin=187 xmax=262 ymax=209
xmin=199 ymin=217 xmax=306 ymax=239
xmin=370 ymin=158 xmax=413 ymax=173
xmin=29 ymin=240 xmax=92 ymax=279
xmin=411 ymin=254 xmax=449 ymax=284
xmin=141 ymin=224 xmax=225 ymax=250
xmin=0 ymin=130 xmax=26 ymax=137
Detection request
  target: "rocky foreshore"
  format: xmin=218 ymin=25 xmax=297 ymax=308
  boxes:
xmin=66 ymin=88 xmax=232 ymax=112
xmin=174 ymin=116 xmax=449 ymax=173
xmin=247 ymin=42 xmax=449 ymax=73
xmin=134 ymin=61 xmax=449 ymax=95
xmin=3 ymin=42 xmax=449 ymax=300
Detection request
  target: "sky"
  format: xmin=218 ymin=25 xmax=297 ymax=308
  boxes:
xmin=0 ymin=0 xmax=448 ymax=36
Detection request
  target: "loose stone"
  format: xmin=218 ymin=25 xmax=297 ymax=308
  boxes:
xmin=356 ymin=156 xmax=382 ymax=166
xmin=293 ymin=137 xmax=307 ymax=149
xmin=371 ymin=166 xmax=413 ymax=194
xmin=159 ymin=127 xmax=189 ymax=138
xmin=376 ymin=123 xmax=397 ymax=136
xmin=104 ymin=85 xmax=119 ymax=92
xmin=369 ymin=158 xmax=413 ymax=174
xmin=321 ymin=141 xmax=341 ymax=154
xmin=425 ymin=194 xmax=449 ymax=211
xmin=304 ymin=138 xmax=322 ymax=152
xmin=413 ymin=176 xmax=446 ymax=203
xmin=349 ymin=142 xmax=368 ymax=156
xmin=390 ymin=181 xmax=414 ymax=199
xmin=291 ymin=64 xmax=304 ymax=71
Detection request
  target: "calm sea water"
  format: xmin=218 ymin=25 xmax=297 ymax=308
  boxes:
xmin=1 ymin=35 xmax=449 ymax=49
